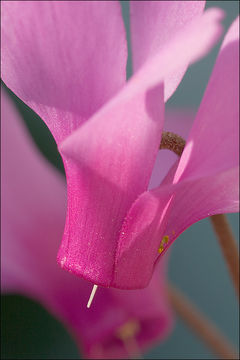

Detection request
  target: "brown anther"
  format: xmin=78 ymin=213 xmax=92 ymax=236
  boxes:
xmin=160 ymin=131 xmax=186 ymax=156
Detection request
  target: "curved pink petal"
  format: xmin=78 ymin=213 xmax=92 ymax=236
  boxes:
xmin=114 ymin=167 xmax=239 ymax=288
xmin=113 ymin=17 xmax=239 ymax=288
xmin=1 ymin=89 xmax=173 ymax=358
xmin=130 ymin=1 xmax=206 ymax=100
xmin=1 ymin=1 xmax=127 ymax=143
xmin=174 ymin=16 xmax=239 ymax=184
xmin=59 ymin=8 xmax=223 ymax=288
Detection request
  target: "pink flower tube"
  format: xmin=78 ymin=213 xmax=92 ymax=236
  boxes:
xmin=2 ymin=1 xmax=238 ymax=289
xmin=1 ymin=89 xmax=173 ymax=358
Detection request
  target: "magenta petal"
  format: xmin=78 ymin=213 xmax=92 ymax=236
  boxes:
xmin=46 ymin=262 xmax=173 ymax=359
xmin=64 ymin=261 xmax=173 ymax=359
xmin=58 ymin=8 xmax=223 ymax=288
xmin=113 ymin=18 xmax=239 ymax=288
xmin=58 ymin=83 xmax=165 ymax=286
xmin=130 ymin=1 xmax=206 ymax=100
xmin=1 ymin=1 xmax=127 ymax=143
xmin=108 ymin=260 xmax=173 ymax=358
xmin=1 ymin=89 xmax=173 ymax=358
xmin=114 ymin=166 xmax=238 ymax=288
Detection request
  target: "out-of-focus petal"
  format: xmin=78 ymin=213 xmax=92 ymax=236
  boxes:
xmin=59 ymin=261 xmax=173 ymax=359
xmin=1 ymin=1 xmax=127 ymax=143
xmin=130 ymin=1 xmax=206 ymax=100
xmin=1 ymin=88 xmax=66 ymax=295
xmin=59 ymin=8 xmax=223 ymax=288
xmin=113 ymin=17 xmax=239 ymax=288
xmin=1 ymin=89 xmax=173 ymax=359
xmin=111 ymin=257 xmax=173 ymax=355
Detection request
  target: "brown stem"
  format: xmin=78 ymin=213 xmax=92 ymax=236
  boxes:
xmin=210 ymin=214 xmax=239 ymax=298
xmin=168 ymin=284 xmax=239 ymax=359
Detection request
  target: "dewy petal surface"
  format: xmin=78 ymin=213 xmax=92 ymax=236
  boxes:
xmin=59 ymin=8 xmax=224 ymax=288
xmin=1 ymin=2 xmax=224 ymax=288
xmin=114 ymin=167 xmax=239 ymax=288
xmin=1 ymin=1 xmax=127 ymax=143
xmin=130 ymin=0 xmax=206 ymax=100
xmin=113 ymin=17 xmax=239 ymax=288
xmin=1 ymin=89 xmax=173 ymax=358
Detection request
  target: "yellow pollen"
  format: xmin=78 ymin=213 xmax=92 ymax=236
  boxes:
xmin=158 ymin=246 xmax=164 ymax=254
xmin=163 ymin=235 xmax=169 ymax=244
xmin=158 ymin=235 xmax=169 ymax=254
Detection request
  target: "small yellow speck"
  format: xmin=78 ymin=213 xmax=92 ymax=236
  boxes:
xmin=162 ymin=235 xmax=169 ymax=244
xmin=158 ymin=246 xmax=164 ymax=254
xmin=158 ymin=235 xmax=169 ymax=254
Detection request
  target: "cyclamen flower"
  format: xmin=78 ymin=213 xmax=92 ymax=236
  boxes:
xmin=1 ymin=89 xmax=173 ymax=359
xmin=1 ymin=1 xmax=238 ymax=290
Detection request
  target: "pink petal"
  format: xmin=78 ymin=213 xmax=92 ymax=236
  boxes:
xmin=1 ymin=1 xmax=127 ymax=143
xmin=114 ymin=167 xmax=238 ymax=288
xmin=59 ymin=262 xmax=173 ymax=359
xmin=58 ymin=82 xmax=165 ymax=287
xmin=130 ymin=1 xmax=206 ymax=100
xmin=1 ymin=89 xmax=173 ymax=358
xmin=111 ymin=258 xmax=173 ymax=355
xmin=174 ymin=16 xmax=239 ymax=184
xmin=113 ymin=17 xmax=239 ymax=288
xmin=1 ymin=88 xmax=67 ymax=295
xmin=59 ymin=8 xmax=224 ymax=288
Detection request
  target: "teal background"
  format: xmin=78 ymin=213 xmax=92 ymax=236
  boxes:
xmin=1 ymin=1 xmax=239 ymax=359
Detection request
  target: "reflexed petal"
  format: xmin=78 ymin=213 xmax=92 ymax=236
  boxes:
xmin=59 ymin=8 xmax=223 ymax=288
xmin=1 ymin=1 xmax=127 ymax=143
xmin=174 ymin=16 xmax=239 ymax=184
xmin=114 ymin=167 xmax=239 ymax=288
xmin=113 ymin=18 xmax=239 ymax=288
xmin=130 ymin=1 xmax=206 ymax=100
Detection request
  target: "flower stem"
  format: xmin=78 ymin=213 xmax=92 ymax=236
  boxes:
xmin=210 ymin=214 xmax=239 ymax=298
xmin=168 ymin=284 xmax=239 ymax=359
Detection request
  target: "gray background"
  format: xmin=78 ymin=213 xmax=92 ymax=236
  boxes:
xmin=1 ymin=1 xmax=239 ymax=359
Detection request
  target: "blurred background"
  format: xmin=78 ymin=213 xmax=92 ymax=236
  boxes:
xmin=1 ymin=1 xmax=239 ymax=359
